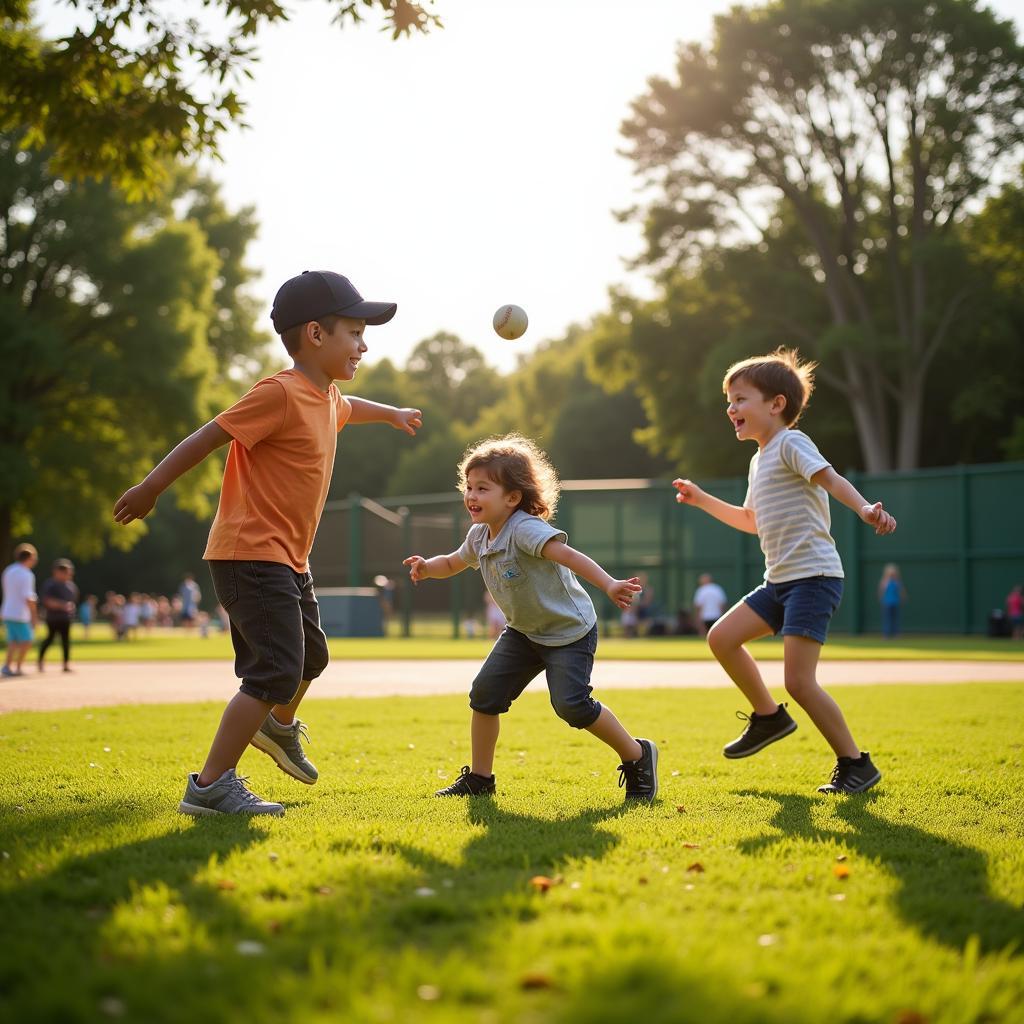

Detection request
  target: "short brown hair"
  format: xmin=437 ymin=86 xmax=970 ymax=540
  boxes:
xmin=14 ymin=543 xmax=37 ymax=562
xmin=280 ymin=313 xmax=343 ymax=355
xmin=722 ymin=347 xmax=816 ymax=426
xmin=458 ymin=434 xmax=560 ymax=520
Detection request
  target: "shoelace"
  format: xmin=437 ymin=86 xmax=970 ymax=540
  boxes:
xmin=827 ymin=763 xmax=846 ymax=786
xmin=617 ymin=762 xmax=650 ymax=789
xmin=439 ymin=767 xmax=474 ymax=794
xmin=228 ymin=774 xmax=265 ymax=805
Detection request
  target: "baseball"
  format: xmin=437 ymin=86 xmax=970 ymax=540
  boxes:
xmin=493 ymin=304 xmax=528 ymax=340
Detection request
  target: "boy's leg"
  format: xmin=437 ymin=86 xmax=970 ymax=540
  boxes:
xmin=586 ymin=706 xmax=642 ymax=763
xmin=271 ymin=678 xmax=311 ymax=726
xmin=198 ymin=691 xmax=275 ymax=787
xmin=707 ymin=602 xmax=779 ymax=715
xmin=782 ymin=635 xmax=859 ymax=758
xmin=471 ymin=710 xmax=500 ymax=777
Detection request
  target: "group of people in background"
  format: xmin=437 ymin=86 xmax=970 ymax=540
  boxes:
xmin=1 ymin=555 xmax=227 ymax=676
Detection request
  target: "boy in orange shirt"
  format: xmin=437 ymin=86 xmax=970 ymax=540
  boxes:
xmin=114 ymin=271 xmax=422 ymax=816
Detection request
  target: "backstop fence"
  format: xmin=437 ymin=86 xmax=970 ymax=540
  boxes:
xmin=311 ymin=461 xmax=1024 ymax=637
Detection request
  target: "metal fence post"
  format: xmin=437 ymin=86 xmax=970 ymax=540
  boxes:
xmin=959 ymin=466 xmax=972 ymax=634
xmin=399 ymin=507 xmax=411 ymax=638
xmin=348 ymin=493 xmax=362 ymax=587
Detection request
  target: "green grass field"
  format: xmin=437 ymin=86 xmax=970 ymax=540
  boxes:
xmin=14 ymin=626 xmax=1024 ymax=662
xmin=1 ymin=684 xmax=1022 ymax=1023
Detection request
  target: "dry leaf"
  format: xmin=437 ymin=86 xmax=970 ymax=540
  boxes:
xmin=681 ymin=843 xmax=701 ymax=849
xmin=686 ymin=862 xmax=705 ymax=873
xmin=835 ymin=854 xmax=847 ymax=862
xmin=316 ymin=885 xmax=334 ymax=895
xmin=675 ymin=804 xmax=687 ymax=813
xmin=530 ymin=875 xmax=556 ymax=892
xmin=520 ymin=973 xmax=555 ymax=990
xmin=216 ymin=879 xmax=237 ymax=890
xmin=895 ymin=1013 xmax=928 ymax=1024
xmin=832 ymin=864 xmax=851 ymax=880
xmin=638 ymin=877 xmax=649 ymax=885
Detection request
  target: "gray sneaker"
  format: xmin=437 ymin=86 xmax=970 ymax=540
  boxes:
xmin=250 ymin=715 xmax=319 ymax=785
xmin=178 ymin=769 xmax=285 ymax=817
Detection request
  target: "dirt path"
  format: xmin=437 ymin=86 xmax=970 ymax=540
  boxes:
xmin=1 ymin=658 xmax=1021 ymax=713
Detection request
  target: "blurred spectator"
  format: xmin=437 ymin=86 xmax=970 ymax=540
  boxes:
xmin=198 ymin=610 xmax=211 ymax=638
xmin=635 ymin=573 xmax=656 ymax=628
xmin=79 ymin=594 xmax=98 ymax=638
xmin=484 ymin=589 xmax=506 ymax=639
xmin=692 ymin=573 xmax=728 ymax=637
xmin=878 ymin=564 xmax=907 ymax=639
xmin=676 ymin=607 xmax=699 ymax=636
xmin=122 ymin=593 xmax=142 ymax=640
xmin=38 ymin=558 xmax=79 ymax=673
xmin=139 ymin=594 xmax=157 ymax=632
xmin=2 ymin=543 xmax=39 ymax=677
xmin=1007 ymin=584 xmax=1023 ymax=640
xmin=374 ymin=574 xmax=397 ymax=633
xmin=178 ymin=573 xmax=201 ymax=628
xmin=216 ymin=603 xmax=230 ymax=632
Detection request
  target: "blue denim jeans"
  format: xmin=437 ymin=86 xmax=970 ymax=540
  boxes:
xmin=208 ymin=560 xmax=329 ymax=705
xmin=743 ymin=576 xmax=844 ymax=645
xmin=469 ymin=624 xmax=602 ymax=728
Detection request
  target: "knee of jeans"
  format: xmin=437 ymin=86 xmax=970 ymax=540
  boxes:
xmin=551 ymin=695 xmax=597 ymax=729
xmin=469 ymin=688 xmax=508 ymax=716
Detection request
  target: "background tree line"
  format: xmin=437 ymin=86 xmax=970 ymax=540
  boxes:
xmin=1 ymin=0 xmax=1021 ymax=600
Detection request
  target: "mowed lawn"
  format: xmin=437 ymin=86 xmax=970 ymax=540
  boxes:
xmin=14 ymin=627 xmax=1024 ymax=662
xmin=1 ymin=684 xmax=1022 ymax=1024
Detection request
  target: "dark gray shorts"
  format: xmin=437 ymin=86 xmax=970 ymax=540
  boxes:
xmin=208 ymin=560 xmax=329 ymax=706
xmin=469 ymin=624 xmax=602 ymax=729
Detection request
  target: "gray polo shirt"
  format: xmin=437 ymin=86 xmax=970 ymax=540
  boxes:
xmin=458 ymin=509 xmax=596 ymax=646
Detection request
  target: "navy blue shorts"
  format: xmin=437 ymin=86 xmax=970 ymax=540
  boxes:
xmin=743 ymin=576 xmax=844 ymax=645
xmin=469 ymin=624 xmax=602 ymax=729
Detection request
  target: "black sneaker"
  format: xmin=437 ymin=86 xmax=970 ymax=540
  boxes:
xmin=435 ymin=766 xmax=495 ymax=797
xmin=618 ymin=738 xmax=658 ymax=801
xmin=723 ymin=704 xmax=797 ymax=759
xmin=817 ymin=753 xmax=881 ymax=794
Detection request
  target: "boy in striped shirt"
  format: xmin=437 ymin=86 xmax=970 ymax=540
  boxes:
xmin=673 ymin=349 xmax=896 ymax=794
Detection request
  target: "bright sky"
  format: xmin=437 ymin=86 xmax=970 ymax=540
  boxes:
xmin=37 ymin=0 xmax=1024 ymax=373
xmin=209 ymin=0 xmax=739 ymax=372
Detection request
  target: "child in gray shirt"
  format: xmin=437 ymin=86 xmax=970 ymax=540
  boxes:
xmin=403 ymin=434 xmax=659 ymax=801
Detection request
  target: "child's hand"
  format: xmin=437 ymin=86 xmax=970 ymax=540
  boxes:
xmin=861 ymin=502 xmax=897 ymax=535
xmin=113 ymin=483 xmax=157 ymax=524
xmin=673 ymin=478 xmax=705 ymax=507
xmin=606 ymin=577 xmax=643 ymax=610
xmin=402 ymin=555 xmax=428 ymax=583
xmin=392 ymin=408 xmax=423 ymax=436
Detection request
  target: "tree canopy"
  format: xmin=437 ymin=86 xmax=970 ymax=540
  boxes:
xmin=0 ymin=132 xmax=271 ymax=558
xmin=621 ymin=0 xmax=1024 ymax=470
xmin=0 ymin=0 xmax=440 ymax=195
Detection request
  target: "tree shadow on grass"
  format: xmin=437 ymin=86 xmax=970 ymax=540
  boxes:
xmin=735 ymin=789 xmax=1023 ymax=956
xmin=0 ymin=803 xmax=268 ymax=1021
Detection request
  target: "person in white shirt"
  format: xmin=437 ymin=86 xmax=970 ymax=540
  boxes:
xmin=2 ymin=543 xmax=39 ymax=677
xmin=692 ymin=573 xmax=728 ymax=636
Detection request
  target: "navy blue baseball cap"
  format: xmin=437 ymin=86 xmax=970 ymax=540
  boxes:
xmin=271 ymin=271 xmax=397 ymax=333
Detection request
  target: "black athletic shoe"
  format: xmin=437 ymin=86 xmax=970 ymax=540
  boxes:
xmin=618 ymin=738 xmax=659 ymax=801
xmin=435 ymin=766 xmax=495 ymax=797
xmin=723 ymin=703 xmax=798 ymax=759
xmin=817 ymin=753 xmax=881 ymax=794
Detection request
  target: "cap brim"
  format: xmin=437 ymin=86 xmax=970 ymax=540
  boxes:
xmin=338 ymin=300 xmax=397 ymax=326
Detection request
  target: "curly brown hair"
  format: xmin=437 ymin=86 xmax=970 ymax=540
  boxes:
xmin=457 ymin=434 xmax=560 ymax=520
xmin=722 ymin=347 xmax=817 ymax=426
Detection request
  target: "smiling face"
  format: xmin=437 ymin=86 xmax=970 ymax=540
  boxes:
xmin=725 ymin=375 xmax=788 ymax=447
xmin=464 ymin=466 xmax=522 ymax=537
xmin=317 ymin=316 xmax=367 ymax=382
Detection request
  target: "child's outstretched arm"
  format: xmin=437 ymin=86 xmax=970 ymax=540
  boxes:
xmin=113 ymin=421 xmax=232 ymax=524
xmin=673 ymin=479 xmax=758 ymax=534
xmin=403 ymin=551 xmax=468 ymax=583
xmin=347 ymin=398 xmax=422 ymax=436
xmin=811 ymin=467 xmax=897 ymax=535
xmin=540 ymin=539 xmax=642 ymax=610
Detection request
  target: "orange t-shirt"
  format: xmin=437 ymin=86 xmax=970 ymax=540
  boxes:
xmin=204 ymin=369 xmax=351 ymax=573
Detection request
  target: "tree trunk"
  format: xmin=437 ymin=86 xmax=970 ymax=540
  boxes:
xmin=897 ymin=366 xmax=926 ymax=470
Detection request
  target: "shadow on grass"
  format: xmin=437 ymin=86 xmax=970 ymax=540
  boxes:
xmin=736 ymin=789 xmax=1023 ymax=955
xmin=0 ymin=804 xmax=267 ymax=1020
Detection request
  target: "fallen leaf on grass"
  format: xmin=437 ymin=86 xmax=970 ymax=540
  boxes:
xmin=895 ymin=1012 xmax=928 ymax=1024
xmin=529 ymin=875 xmax=562 ymax=892
xmin=316 ymin=885 xmax=334 ymax=896
xmin=686 ymin=862 xmax=705 ymax=874
xmin=520 ymin=973 xmax=556 ymax=990
xmin=681 ymin=843 xmax=701 ymax=849
xmin=216 ymin=879 xmax=237 ymax=891
xmin=835 ymin=854 xmax=847 ymax=862
xmin=832 ymin=864 xmax=851 ymax=880
xmin=675 ymin=805 xmax=687 ymax=813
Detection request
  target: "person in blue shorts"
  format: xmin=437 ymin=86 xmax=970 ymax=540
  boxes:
xmin=674 ymin=348 xmax=896 ymax=794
